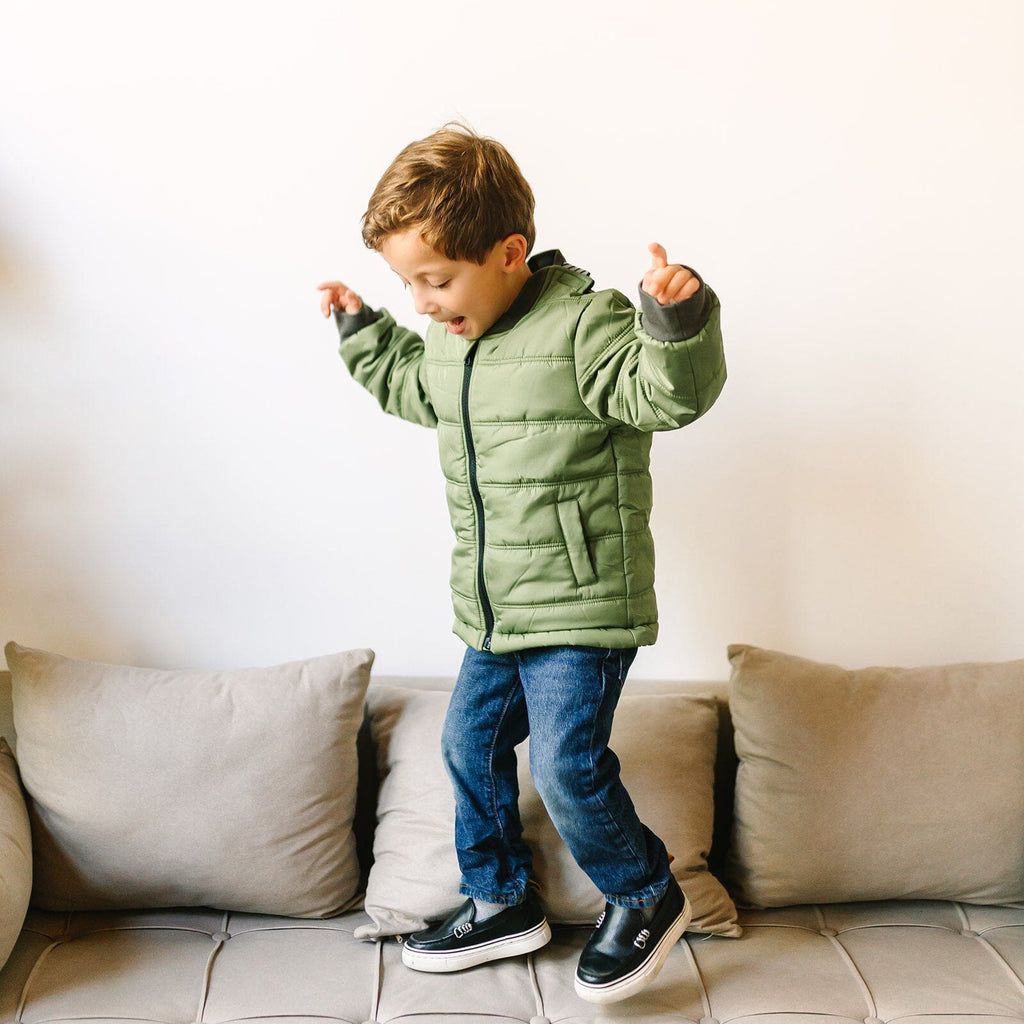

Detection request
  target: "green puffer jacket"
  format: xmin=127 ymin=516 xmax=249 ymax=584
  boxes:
xmin=337 ymin=251 xmax=725 ymax=653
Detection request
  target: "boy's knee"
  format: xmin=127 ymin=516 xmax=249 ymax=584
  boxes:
xmin=441 ymin=690 xmax=478 ymax=764
xmin=440 ymin=719 xmax=465 ymax=774
xmin=441 ymin=709 xmax=487 ymax=779
xmin=529 ymin=744 xmax=580 ymax=813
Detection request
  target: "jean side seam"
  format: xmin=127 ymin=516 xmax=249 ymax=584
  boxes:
xmin=587 ymin=648 xmax=650 ymax=898
xmin=484 ymin=678 xmax=523 ymax=845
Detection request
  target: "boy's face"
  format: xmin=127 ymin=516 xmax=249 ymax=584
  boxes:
xmin=380 ymin=229 xmax=526 ymax=341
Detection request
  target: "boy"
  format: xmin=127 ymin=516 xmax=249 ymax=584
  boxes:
xmin=318 ymin=124 xmax=725 ymax=1004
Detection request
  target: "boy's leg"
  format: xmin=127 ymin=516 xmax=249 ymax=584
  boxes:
xmin=402 ymin=647 xmax=550 ymax=973
xmin=441 ymin=646 xmax=533 ymax=904
xmin=519 ymin=645 xmax=672 ymax=904
xmin=519 ymin=645 xmax=688 ymax=1004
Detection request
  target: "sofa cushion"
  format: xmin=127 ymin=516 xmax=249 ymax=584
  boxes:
xmin=0 ymin=739 xmax=32 ymax=971
xmin=356 ymin=685 xmax=741 ymax=938
xmin=0 ymin=671 xmax=13 ymax=747
xmin=6 ymin=641 xmax=374 ymax=918
xmin=727 ymin=644 xmax=1024 ymax=907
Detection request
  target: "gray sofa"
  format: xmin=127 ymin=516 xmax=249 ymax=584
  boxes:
xmin=2 ymin=641 xmax=1023 ymax=1023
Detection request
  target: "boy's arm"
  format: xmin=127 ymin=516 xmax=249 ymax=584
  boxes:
xmin=574 ymin=244 xmax=725 ymax=431
xmin=319 ymin=281 xmax=438 ymax=429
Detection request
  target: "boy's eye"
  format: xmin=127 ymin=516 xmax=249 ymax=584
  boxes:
xmin=432 ymin=280 xmax=450 ymax=290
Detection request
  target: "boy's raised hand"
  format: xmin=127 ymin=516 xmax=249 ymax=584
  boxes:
xmin=641 ymin=243 xmax=700 ymax=306
xmin=318 ymin=281 xmax=364 ymax=318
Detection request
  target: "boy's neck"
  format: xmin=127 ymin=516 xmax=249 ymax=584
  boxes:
xmin=485 ymin=263 xmax=540 ymax=337
xmin=505 ymin=263 xmax=533 ymax=306
xmin=493 ymin=262 xmax=534 ymax=320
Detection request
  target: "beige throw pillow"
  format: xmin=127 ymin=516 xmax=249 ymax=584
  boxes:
xmin=727 ymin=644 xmax=1024 ymax=907
xmin=0 ymin=739 xmax=32 ymax=970
xmin=356 ymin=685 xmax=740 ymax=938
xmin=6 ymin=642 xmax=374 ymax=917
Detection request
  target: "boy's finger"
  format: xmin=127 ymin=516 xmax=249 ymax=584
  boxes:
xmin=646 ymin=265 xmax=675 ymax=293
xmin=666 ymin=268 xmax=699 ymax=301
xmin=647 ymin=242 xmax=668 ymax=269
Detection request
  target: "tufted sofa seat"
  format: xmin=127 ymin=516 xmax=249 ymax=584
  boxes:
xmin=4 ymin=902 xmax=1024 ymax=1022
xmin=3 ymin=643 xmax=1024 ymax=1022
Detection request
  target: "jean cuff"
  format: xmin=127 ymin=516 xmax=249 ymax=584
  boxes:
xmin=603 ymin=877 xmax=670 ymax=910
xmin=458 ymin=883 xmax=525 ymax=907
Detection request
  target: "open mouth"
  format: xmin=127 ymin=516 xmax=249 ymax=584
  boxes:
xmin=445 ymin=316 xmax=467 ymax=334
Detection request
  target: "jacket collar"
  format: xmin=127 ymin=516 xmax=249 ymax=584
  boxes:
xmin=528 ymin=249 xmax=593 ymax=288
xmin=527 ymin=249 xmax=566 ymax=272
xmin=485 ymin=249 xmax=593 ymax=336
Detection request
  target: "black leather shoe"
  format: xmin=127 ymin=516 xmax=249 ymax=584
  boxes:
xmin=402 ymin=888 xmax=551 ymax=973
xmin=574 ymin=876 xmax=691 ymax=1004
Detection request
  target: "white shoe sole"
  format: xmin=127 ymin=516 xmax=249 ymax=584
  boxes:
xmin=574 ymin=899 xmax=692 ymax=1004
xmin=402 ymin=919 xmax=552 ymax=973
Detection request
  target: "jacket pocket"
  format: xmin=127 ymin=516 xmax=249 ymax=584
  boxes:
xmin=555 ymin=500 xmax=598 ymax=587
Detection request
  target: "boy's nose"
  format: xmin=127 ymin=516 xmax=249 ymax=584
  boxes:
xmin=411 ymin=289 xmax=438 ymax=316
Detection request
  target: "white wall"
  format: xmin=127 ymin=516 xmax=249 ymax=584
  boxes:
xmin=2 ymin=1 xmax=1022 ymax=680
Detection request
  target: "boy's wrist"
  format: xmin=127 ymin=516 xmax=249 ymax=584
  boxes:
xmin=638 ymin=269 xmax=711 ymax=342
xmin=335 ymin=304 xmax=381 ymax=340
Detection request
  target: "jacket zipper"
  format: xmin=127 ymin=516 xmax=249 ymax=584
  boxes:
xmin=462 ymin=349 xmax=494 ymax=650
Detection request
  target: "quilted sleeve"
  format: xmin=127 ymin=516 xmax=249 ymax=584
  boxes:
xmin=336 ymin=308 xmax=438 ymax=429
xmin=573 ymin=285 xmax=726 ymax=432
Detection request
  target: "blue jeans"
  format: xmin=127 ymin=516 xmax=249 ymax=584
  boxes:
xmin=441 ymin=645 xmax=673 ymax=910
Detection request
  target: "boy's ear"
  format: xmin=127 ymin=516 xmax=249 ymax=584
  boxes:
xmin=501 ymin=234 xmax=529 ymax=272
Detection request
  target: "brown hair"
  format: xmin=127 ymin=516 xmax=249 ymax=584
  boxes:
xmin=361 ymin=123 xmax=536 ymax=264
